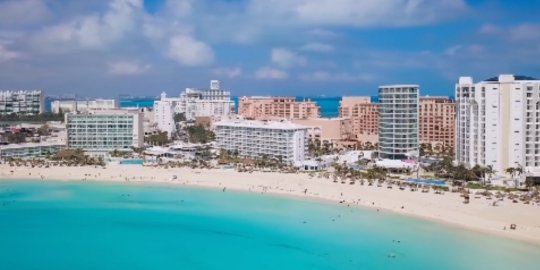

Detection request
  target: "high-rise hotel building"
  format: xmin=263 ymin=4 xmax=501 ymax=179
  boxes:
xmin=419 ymin=96 xmax=455 ymax=148
xmin=378 ymin=85 xmax=419 ymax=159
xmin=455 ymin=74 xmax=540 ymax=178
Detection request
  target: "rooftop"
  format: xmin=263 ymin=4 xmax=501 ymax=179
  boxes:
xmin=484 ymin=75 xmax=538 ymax=82
xmin=379 ymin=85 xmax=419 ymax=88
xmin=0 ymin=141 xmax=65 ymax=150
xmin=67 ymin=109 xmax=140 ymax=116
xmin=52 ymin=98 xmax=116 ymax=103
xmin=214 ymin=120 xmax=309 ymax=130
xmin=0 ymin=90 xmax=43 ymax=93
xmin=292 ymin=117 xmax=348 ymax=121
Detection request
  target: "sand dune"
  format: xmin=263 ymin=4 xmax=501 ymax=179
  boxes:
xmin=2 ymin=164 xmax=540 ymax=245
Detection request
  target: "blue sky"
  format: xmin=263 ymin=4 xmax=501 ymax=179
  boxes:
xmin=0 ymin=0 xmax=539 ymax=97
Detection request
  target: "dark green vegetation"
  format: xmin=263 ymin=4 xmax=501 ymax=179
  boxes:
xmin=0 ymin=112 xmax=64 ymax=122
xmin=184 ymin=124 xmax=215 ymax=144
xmin=174 ymin=113 xmax=186 ymax=122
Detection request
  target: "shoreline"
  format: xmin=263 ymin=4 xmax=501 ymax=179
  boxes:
xmin=2 ymin=164 xmax=540 ymax=246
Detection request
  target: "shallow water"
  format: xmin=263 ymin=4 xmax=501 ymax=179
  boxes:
xmin=0 ymin=180 xmax=539 ymax=270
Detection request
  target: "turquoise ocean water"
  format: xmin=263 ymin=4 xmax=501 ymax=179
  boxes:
xmin=0 ymin=180 xmax=539 ymax=270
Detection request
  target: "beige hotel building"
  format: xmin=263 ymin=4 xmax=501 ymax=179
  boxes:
xmin=338 ymin=96 xmax=455 ymax=148
xmin=237 ymin=96 xmax=320 ymax=120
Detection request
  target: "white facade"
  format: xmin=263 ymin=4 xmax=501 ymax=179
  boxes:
xmin=51 ymin=99 xmax=119 ymax=113
xmin=153 ymin=100 xmax=176 ymax=137
xmin=66 ymin=109 xmax=144 ymax=152
xmin=0 ymin=90 xmax=44 ymax=115
xmin=378 ymin=85 xmax=419 ymax=160
xmin=0 ymin=142 xmax=66 ymax=160
xmin=213 ymin=120 xmax=308 ymax=164
xmin=456 ymin=75 xmax=540 ymax=179
xmin=156 ymin=80 xmax=234 ymax=121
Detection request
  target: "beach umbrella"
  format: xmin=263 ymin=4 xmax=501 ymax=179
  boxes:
xmin=172 ymin=175 xmax=177 ymax=180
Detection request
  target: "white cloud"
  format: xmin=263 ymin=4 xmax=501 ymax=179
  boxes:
xmin=30 ymin=0 xmax=143 ymax=53
xmin=445 ymin=45 xmax=484 ymax=57
xmin=299 ymin=71 xmax=374 ymax=82
xmin=444 ymin=45 xmax=462 ymax=56
xmin=246 ymin=0 xmax=467 ymax=27
xmin=108 ymin=61 xmax=150 ymax=75
xmin=173 ymin=0 xmax=468 ymax=45
xmin=508 ymin=24 xmax=540 ymax=41
xmin=0 ymin=0 xmax=51 ymax=26
xmin=0 ymin=44 xmax=18 ymax=61
xmin=301 ymin=42 xmax=334 ymax=52
xmin=271 ymin=48 xmax=306 ymax=68
xmin=255 ymin=67 xmax=289 ymax=79
xmin=479 ymin=24 xmax=500 ymax=35
xmin=167 ymin=35 xmax=214 ymax=66
xmin=480 ymin=23 xmax=540 ymax=42
xmin=307 ymin=29 xmax=340 ymax=38
xmin=212 ymin=67 xmax=242 ymax=78
xmin=165 ymin=0 xmax=195 ymax=17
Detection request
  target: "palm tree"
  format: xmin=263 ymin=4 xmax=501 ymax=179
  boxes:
xmin=515 ymin=164 xmax=524 ymax=188
xmin=484 ymin=165 xmax=496 ymax=185
xmin=505 ymin=167 xmax=516 ymax=179
xmin=364 ymin=141 xmax=374 ymax=150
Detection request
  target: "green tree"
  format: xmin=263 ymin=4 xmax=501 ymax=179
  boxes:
xmin=146 ymin=131 xmax=170 ymax=146
xmin=7 ymin=133 xmax=27 ymax=143
xmin=0 ymin=112 xmax=64 ymax=122
xmin=184 ymin=124 xmax=215 ymax=143
xmin=174 ymin=113 xmax=186 ymax=122
xmin=38 ymin=124 xmax=51 ymax=136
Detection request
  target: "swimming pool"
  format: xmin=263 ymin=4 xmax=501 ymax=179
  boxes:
xmin=407 ymin=178 xmax=446 ymax=186
xmin=104 ymin=158 xmax=155 ymax=164
xmin=348 ymin=165 xmax=366 ymax=170
xmin=119 ymin=159 xmax=144 ymax=165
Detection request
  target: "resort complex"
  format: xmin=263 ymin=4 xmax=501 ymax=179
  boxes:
xmin=65 ymin=109 xmax=144 ymax=155
xmin=4 ymin=2 xmax=540 ymax=268
xmin=214 ymin=119 xmax=308 ymax=164
xmin=2 ymin=74 xmax=540 ymax=257
xmin=3 ymin=75 xmax=540 ymax=186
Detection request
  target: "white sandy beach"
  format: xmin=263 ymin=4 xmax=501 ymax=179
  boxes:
xmin=2 ymin=164 xmax=540 ymax=245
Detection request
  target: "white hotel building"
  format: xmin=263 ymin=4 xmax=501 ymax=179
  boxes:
xmin=455 ymin=74 xmax=540 ymax=180
xmin=154 ymin=80 xmax=234 ymax=137
xmin=51 ymin=99 xmax=119 ymax=113
xmin=155 ymin=80 xmax=234 ymax=117
xmin=213 ymin=120 xmax=308 ymax=164
xmin=153 ymin=100 xmax=176 ymax=137
xmin=0 ymin=90 xmax=44 ymax=115
xmin=66 ymin=109 xmax=144 ymax=155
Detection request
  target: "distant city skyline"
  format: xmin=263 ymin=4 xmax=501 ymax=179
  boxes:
xmin=0 ymin=0 xmax=539 ymax=96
